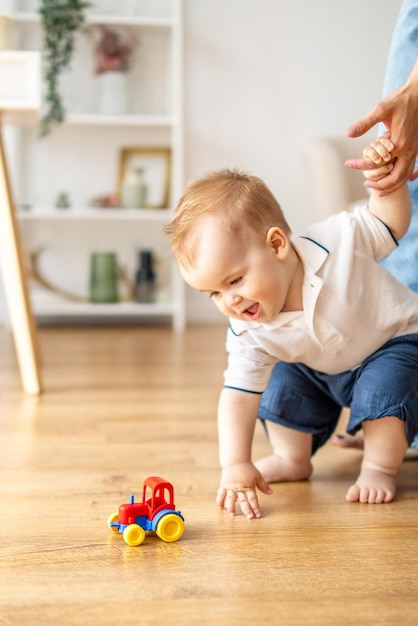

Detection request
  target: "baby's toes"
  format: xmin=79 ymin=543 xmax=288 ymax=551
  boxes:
xmin=359 ymin=486 xmax=373 ymax=503
xmin=346 ymin=484 xmax=361 ymax=502
xmin=383 ymin=489 xmax=395 ymax=503
xmin=374 ymin=489 xmax=387 ymax=504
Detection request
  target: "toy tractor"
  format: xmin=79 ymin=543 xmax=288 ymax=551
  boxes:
xmin=107 ymin=476 xmax=185 ymax=546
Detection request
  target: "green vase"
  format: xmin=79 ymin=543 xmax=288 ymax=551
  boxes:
xmin=89 ymin=252 xmax=119 ymax=303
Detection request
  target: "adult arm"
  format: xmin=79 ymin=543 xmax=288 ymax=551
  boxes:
xmin=345 ymin=57 xmax=418 ymax=195
xmin=216 ymin=386 xmax=272 ymax=518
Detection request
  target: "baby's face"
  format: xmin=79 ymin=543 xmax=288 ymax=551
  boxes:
xmin=179 ymin=218 xmax=301 ymax=323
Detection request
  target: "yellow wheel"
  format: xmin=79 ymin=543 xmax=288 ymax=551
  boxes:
xmin=123 ymin=524 xmax=146 ymax=546
xmin=107 ymin=512 xmax=119 ymax=533
xmin=156 ymin=514 xmax=184 ymax=543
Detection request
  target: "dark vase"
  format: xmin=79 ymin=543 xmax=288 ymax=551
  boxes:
xmin=135 ymin=250 xmax=156 ymax=303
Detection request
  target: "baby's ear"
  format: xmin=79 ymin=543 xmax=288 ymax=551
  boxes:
xmin=266 ymin=227 xmax=289 ymax=259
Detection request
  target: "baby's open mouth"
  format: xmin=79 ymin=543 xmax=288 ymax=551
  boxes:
xmin=242 ymin=303 xmax=260 ymax=320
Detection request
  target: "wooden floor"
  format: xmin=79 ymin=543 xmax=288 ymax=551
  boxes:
xmin=1 ymin=323 xmax=418 ymax=626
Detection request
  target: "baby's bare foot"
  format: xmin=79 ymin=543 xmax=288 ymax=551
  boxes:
xmin=255 ymin=454 xmax=312 ymax=484
xmin=346 ymin=467 xmax=396 ymax=503
xmin=331 ymin=433 xmax=364 ymax=450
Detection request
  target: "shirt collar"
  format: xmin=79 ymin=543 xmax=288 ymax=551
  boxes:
xmin=292 ymin=235 xmax=329 ymax=275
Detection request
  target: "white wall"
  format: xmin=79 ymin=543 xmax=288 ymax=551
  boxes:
xmin=183 ymin=0 xmax=402 ymax=322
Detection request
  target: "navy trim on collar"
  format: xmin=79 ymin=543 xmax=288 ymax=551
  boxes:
xmin=299 ymin=236 xmax=329 ymax=254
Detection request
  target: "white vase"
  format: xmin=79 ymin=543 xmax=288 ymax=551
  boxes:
xmin=121 ymin=168 xmax=147 ymax=209
xmin=97 ymin=71 xmax=127 ymax=115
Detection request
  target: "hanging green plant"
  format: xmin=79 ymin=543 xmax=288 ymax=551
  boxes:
xmin=39 ymin=0 xmax=90 ymax=137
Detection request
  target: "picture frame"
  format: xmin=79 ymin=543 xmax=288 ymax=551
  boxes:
xmin=118 ymin=147 xmax=172 ymax=209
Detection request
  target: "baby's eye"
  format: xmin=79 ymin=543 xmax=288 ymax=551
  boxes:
xmin=209 ymin=291 xmax=220 ymax=299
xmin=230 ymin=277 xmax=242 ymax=286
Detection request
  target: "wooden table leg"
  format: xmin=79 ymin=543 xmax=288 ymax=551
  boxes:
xmin=0 ymin=120 xmax=42 ymax=395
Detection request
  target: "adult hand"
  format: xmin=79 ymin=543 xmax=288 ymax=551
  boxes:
xmin=216 ymin=461 xmax=272 ymax=519
xmin=344 ymin=73 xmax=418 ymax=195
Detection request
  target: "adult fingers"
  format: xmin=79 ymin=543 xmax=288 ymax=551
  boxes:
xmin=346 ymin=113 xmax=380 ymax=139
xmin=345 ymin=156 xmax=376 ymax=171
xmin=346 ymin=101 xmax=389 ymax=138
xmin=410 ymin=166 xmax=418 ymax=182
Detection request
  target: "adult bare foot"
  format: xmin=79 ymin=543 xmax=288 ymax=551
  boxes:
xmin=346 ymin=467 xmax=396 ymax=503
xmin=255 ymin=454 xmax=313 ymax=484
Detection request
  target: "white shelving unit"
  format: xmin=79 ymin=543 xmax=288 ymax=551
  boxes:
xmin=6 ymin=0 xmax=185 ymax=329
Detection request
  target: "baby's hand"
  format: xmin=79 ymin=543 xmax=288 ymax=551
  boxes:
xmin=362 ymin=135 xmax=395 ymax=181
xmin=216 ymin=462 xmax=272 ymax=519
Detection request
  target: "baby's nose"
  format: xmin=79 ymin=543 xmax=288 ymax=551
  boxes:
xmin=227 ymin=292 xmax=242 ymax=307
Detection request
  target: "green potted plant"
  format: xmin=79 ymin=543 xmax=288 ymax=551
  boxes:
xmin=39 ymin=0 xmax=90 ymax=136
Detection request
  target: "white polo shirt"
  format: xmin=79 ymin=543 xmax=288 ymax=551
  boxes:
xmin=224 ymin=205 xmax=418 ymax=393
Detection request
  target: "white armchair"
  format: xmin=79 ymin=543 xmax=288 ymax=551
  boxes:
xmin=304 ymin=135 xmax=369 ymax=221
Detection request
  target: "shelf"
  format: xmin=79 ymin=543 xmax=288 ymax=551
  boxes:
xmin=30 ymin=290 xmax=174 ymax=317
xmin=65 ymin=113 xmax=177 ymax=127
xmin=11 ymin=13 xmax=177 ymax=29
xmin=17 ymin=207 xmax=172 ymax=221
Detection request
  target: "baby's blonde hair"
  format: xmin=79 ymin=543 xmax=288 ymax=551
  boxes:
xmin=165 ymin=169 xmax=291 ymax=268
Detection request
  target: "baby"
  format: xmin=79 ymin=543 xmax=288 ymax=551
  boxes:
xmin=166 ymin=136 xmax=418 ymax=518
